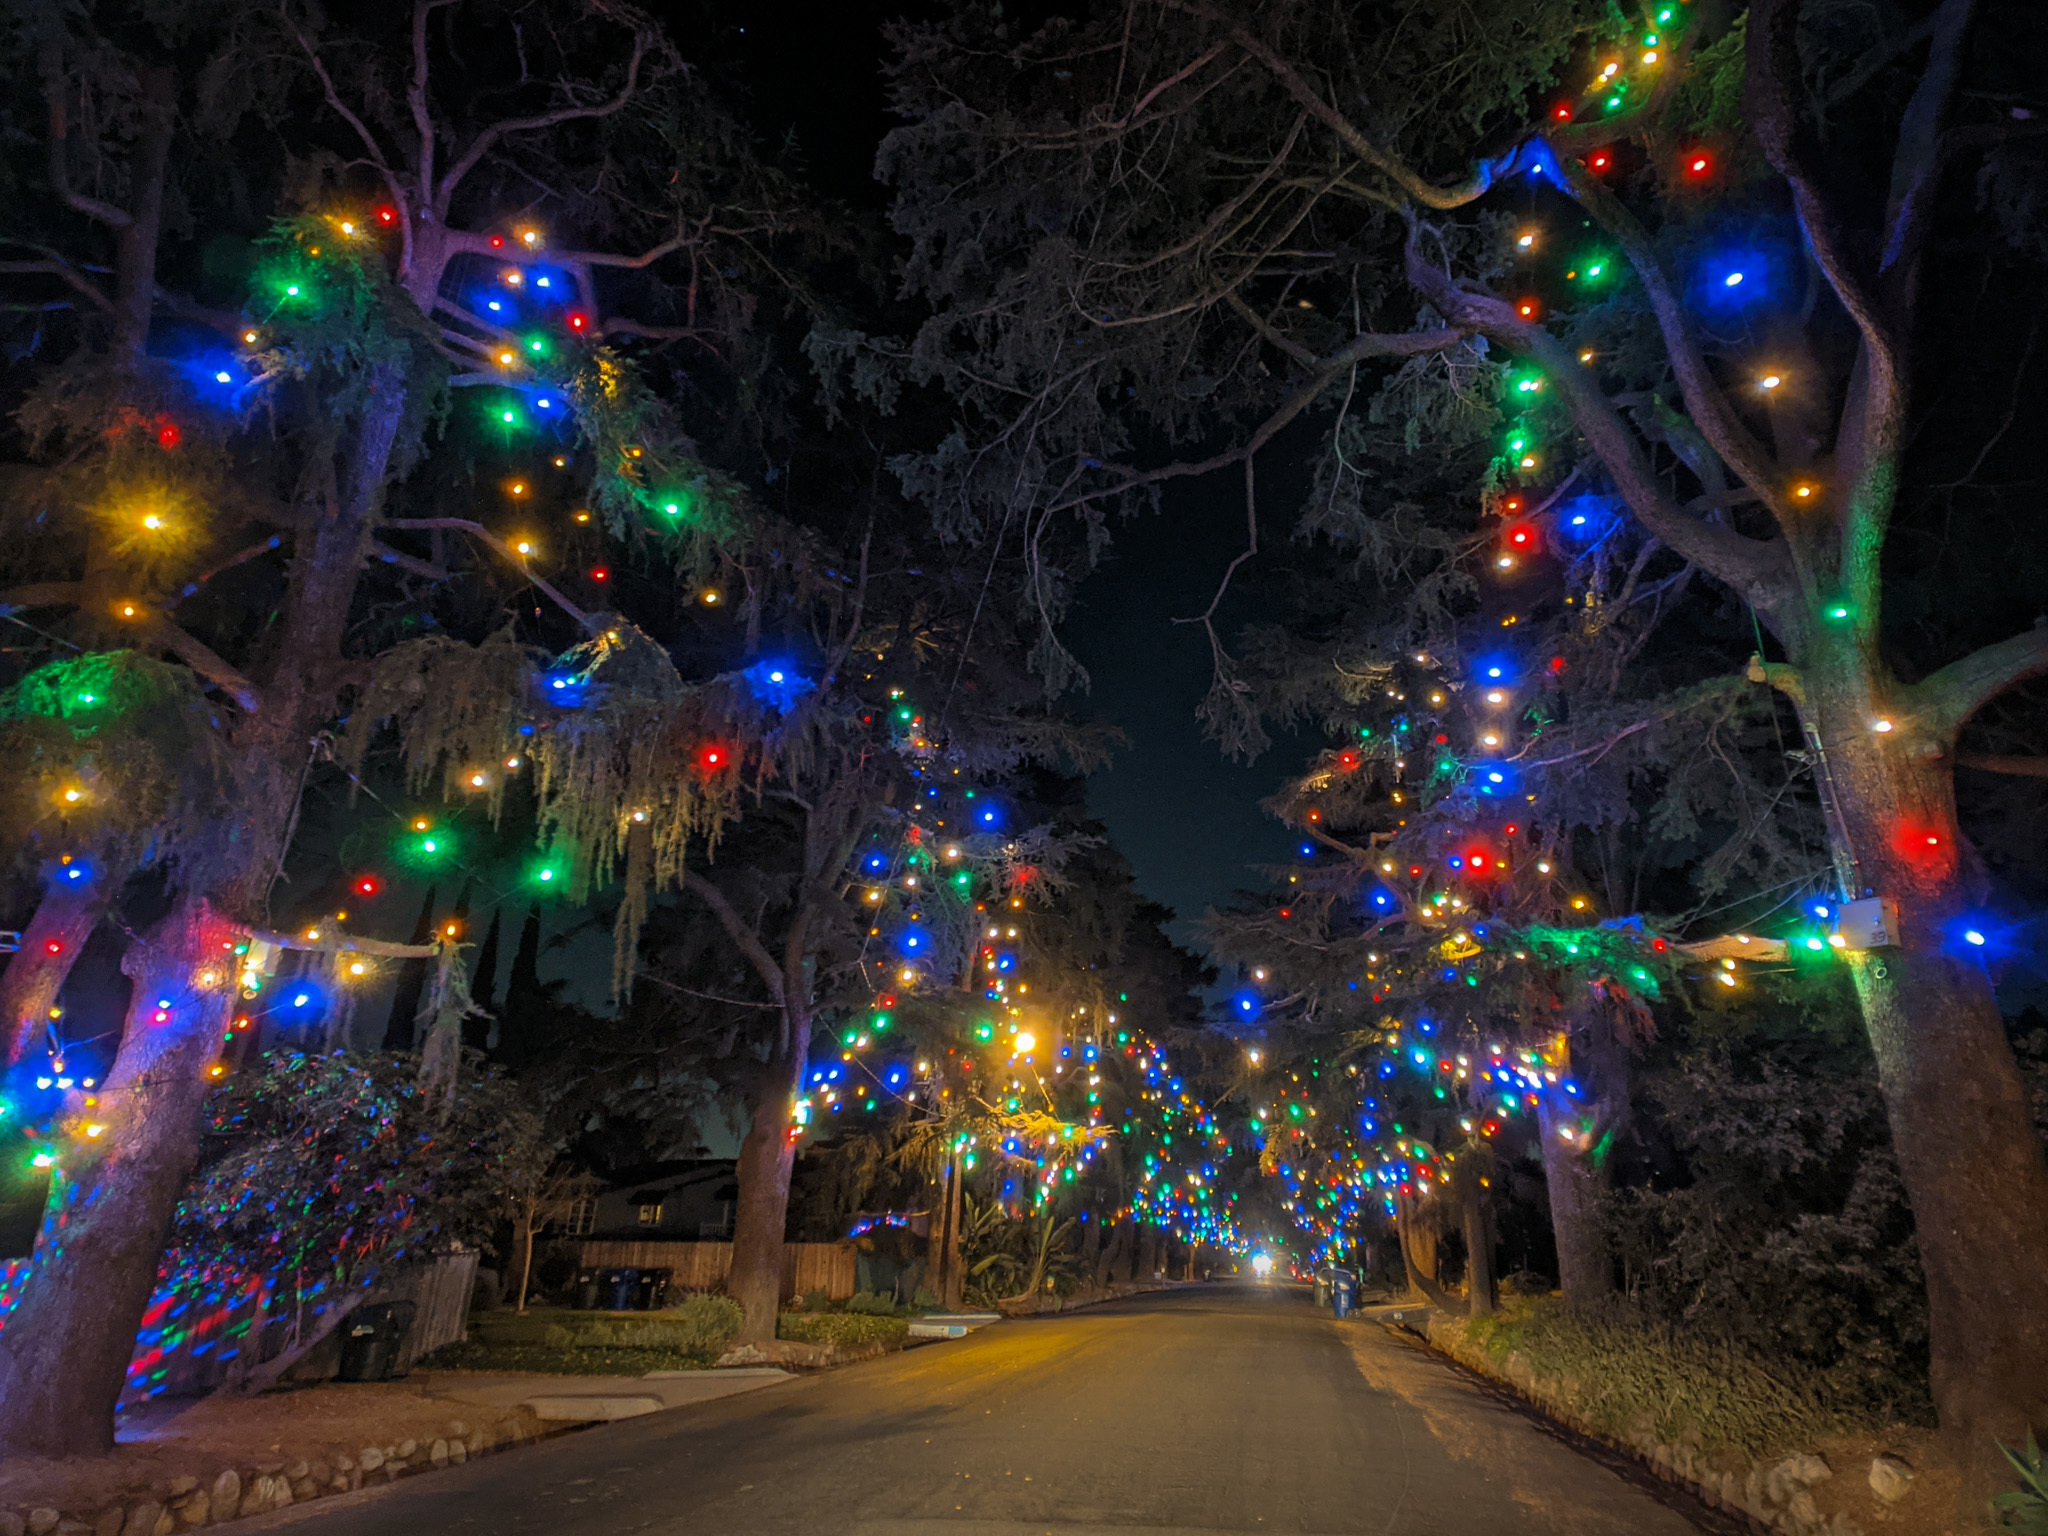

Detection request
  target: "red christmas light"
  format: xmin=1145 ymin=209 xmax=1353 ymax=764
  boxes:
xmin=1549 ymin=656 xmax=1568 ymax=673
xmin=1337 ymin=750 xmax=1359 ymax=770
xmin=1651 ymin=938 xmax=1668 ymax=952
xmin=567 ymin=312 xmax=588 ymax=332
xmin=1552 ymin=103 xmax=1573 ymax=122
xmin=1588 ymin=149 xmax=1613 ymax=173
xmin=590 ymin=567 xmax=609 ymax=582
xmin=376 ymin=206 xmax=397 ymax=225
xmin=44 ymin=940 xmax=62 ymax=956
xmin=1684 ymin=151 xmax=1712 ymax=178
xmin=1505 ymin=823 xmax=1519 ymax=836
xmin=157 ymin=424 xmax=182 ymax=450
xmin=1467 ymin=852 xmax=1490 ymax=871
xmin=489 ymin=235 xmax=505 ymax=249
xmin=354 ymin=874 xmax=383 ymax=897
xmin=696 ymin=743 xmax=731 ymax=773
xmin=1516 ymin=298 xmax=1541 ymax=320
xmin=1278 ymin=908 xmax=1291 ymax=919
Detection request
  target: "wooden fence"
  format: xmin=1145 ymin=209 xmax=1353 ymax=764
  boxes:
xmin=577 ymin=1240 xmax=857 ymax=1301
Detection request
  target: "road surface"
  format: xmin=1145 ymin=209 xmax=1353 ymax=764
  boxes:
xmin=248 ymin=1285 xmax=1716 ymax=1535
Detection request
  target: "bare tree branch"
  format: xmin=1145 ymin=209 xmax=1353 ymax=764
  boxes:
xmin=1911 ymin=625 xmax=2048 ymax=739
xmin=434 ymin=28 xmax=654 ymax=211
xmin=680 ymin=869 xmax=787 ymax=1003
xmin=1402 ymin=228 xmax=1795 ymax=607
xmin=41 ymin=69 xmax=131 ymax=230
xmin=1955 ymin=753 xmax=2048 ymax=779
xmin=0 ymin=257 xmax=114 ymax=314
xmin=380 ymin=518 xmax=598 ymax=633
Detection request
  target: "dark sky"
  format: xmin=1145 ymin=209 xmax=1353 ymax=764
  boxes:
xmin=1065 ymin=490 xmax=1311 ymax=943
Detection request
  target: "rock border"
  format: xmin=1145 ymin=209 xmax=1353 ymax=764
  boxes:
xmin=0 ymin=1413 xmax=572 ymax=1536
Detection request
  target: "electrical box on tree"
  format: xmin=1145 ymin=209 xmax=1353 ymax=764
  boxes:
xmin=1835 ymin=897 xmax=1900 ymax=951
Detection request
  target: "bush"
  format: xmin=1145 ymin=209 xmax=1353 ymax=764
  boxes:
xmin=422 ymin=1340 xmax=712 ymax=1375
xmin=777 ymin=1312 xmax=909 ymax=1349
xmin=843 ymin=1289 xmax=901 ymax=1316
xmin=539 ymin=1293 xmax=741 ymax=1354
xmin=1455 ymin=1297 xmax=1846 ymax=1458
xmin=660 ymin=1291 xmax=746 ymax=1348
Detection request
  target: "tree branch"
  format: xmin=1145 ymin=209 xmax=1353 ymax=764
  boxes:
xmin=1054 ymin=324 xmax=1465 ymax=512
xmin=42 ymin=70 xmax=131 ymax=230
xmin=0 ymin=582 xmax=86 ymax=613
xmin=380 ymin=518 xmax=598 ymax=632
xmin=434 ymin=30 xmax=653 ymax=211
xmin=1746 ymin=0 xmax=1899 ymax=387
xmin=1955 ymin=753 xmax=2048 ymax=779
xmin=1556 ymin=165 xmax=1789 ymax=522
xmin=132 ymin=610 xmax=262 ymax=711
xmin=1910 ymin=625 xmax=2048 ymax=739
xmin=680 ymin=869 xmax=787 ymax=1004
xmin=0 ymin=258 xmax=114 ymax=315
xmin=1878 ymin=0 xmax=1976 ymax=285
xmin=1401 ymin=228 xmax=1794 ymax=605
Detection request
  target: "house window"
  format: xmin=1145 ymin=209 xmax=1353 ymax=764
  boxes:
xmin=637 ymin=1203 xmax=664 ymax=1226
xmin=563 ymin=1196 xmax=596 ymax=1236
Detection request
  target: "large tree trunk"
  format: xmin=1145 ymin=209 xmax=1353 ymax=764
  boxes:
xmin=1457 ymin=1149 xmax=1496 ymax=1318
xmin=0 ymin=895 xmax=229 ymax=1454
xmin=111 ymin=66 xmax=174 ymax=358
xmin=1807 ymin=678 xmax=2048 ymax=1440
xmin=1394 ymin=1187 xmax=1462 ymax=1311
xmin=726 ymin=1015 xmax=812 ymax=1343
xmin=0 ymin=877 xmax=110 ymax=1067
xmin=1534 ymin=1094 xmax=1614 ymax=1310
xmin=940 ymin=1150 xmax=965 ymax=1308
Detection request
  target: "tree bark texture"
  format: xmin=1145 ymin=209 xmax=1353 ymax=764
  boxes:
xmin=1534 ymin=1094 xmax=1614 ymax=1310
xmin=0 ymin=877 xmax=110 ymax=1067
xmin=0 ymin=895 xmax=230 ymax=1454
xmin=726 ymin=1024 xmax=811 ymax=1342
xmin=1805 ymin=679 xmax=2048 ymax=1438
xmin=1457 ymin=1152 xmax=1496 ymax=1318
xmin=941 ymin=1152 xmax=965 ymax=1308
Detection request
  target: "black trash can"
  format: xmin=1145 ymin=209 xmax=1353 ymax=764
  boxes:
xmin=575 ymin=1268 xmax=602 ymax=1310
xmin=337 ymin=1301 xmax=416 ymax=1382
xmin=603 ymin=1266 xmax=640 ymax=1311
xmin=634 ymin=1267 xmax=671 ymax=1311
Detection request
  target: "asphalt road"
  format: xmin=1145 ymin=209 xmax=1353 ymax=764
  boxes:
xmin=247 ymin=1285 xmax=1712 ymax=1536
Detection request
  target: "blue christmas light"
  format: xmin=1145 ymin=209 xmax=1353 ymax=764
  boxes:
xmin=743 ymin=659 xmax=811 ymax=711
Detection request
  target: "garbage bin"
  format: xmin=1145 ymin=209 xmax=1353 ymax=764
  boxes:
xmin=337 ymin=1301 xmax=416 ymax=1382
xmin=603 ymin=1266 xmax=640 ymax=1311
xmin=1312 ymin=1269 xmax=1332 ymax=1308
xmin=1331 ymin=1268 xmax=1357 ymax=1319
xmin=574 ymin=1268 xmax=602 ymax=1310
xmin=634 ymin=1267 xmax=671 ymax=1311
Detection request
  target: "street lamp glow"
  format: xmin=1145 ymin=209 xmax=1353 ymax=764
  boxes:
xmin=1251 ymin=1253 xmax=1275 ymax=1277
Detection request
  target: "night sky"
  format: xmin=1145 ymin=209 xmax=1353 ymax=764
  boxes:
xmin=1066 ymin=488 xmax=1311 ymax=943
